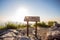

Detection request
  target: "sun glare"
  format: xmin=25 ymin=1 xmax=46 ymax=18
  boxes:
xmin=13 ymin=7 xmax=29 ymax=22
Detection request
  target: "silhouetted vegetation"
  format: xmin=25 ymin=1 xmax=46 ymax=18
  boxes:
xmin=48 ymin=21 xmax=55 ymax=27
xmin=0 ymin=22 xmax=31 ymax=30
xmin=34 ymin=21 xmax=57 ymax=28
xmin=17 ymin=24 xmax=27 ymax=29
xmin=6 ymin=23 xmax=17 ymax=29
xmin=34 ymin=22 xmax=48 ymax=28
xmin=0 ymin=26 xmax=6 ymax=30
xmin=0 ymin=21 xmax=58 ymax=30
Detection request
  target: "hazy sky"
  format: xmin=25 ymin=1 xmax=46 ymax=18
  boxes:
xmin=0 ymin=0 xmax=60 ymax=22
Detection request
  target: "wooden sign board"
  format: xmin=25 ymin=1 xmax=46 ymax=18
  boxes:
xmin=24 ymin=16 xmax=40 ymax=22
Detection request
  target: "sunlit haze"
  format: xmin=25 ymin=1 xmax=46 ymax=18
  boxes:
xmin=0 ymin=0 xmax=60 ymax=23
xmin=12 ymin=7 xmax=30 ymax=22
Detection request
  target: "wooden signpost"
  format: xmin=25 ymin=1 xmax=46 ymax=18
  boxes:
xmin=24 ymin=16 xmax=40 ymax=37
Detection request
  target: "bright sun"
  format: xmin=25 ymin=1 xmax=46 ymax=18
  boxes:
xmin=13 ymin=7 xmax=29 ymax=22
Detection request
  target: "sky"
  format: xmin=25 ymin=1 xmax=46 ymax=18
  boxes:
xmin=0 ymin=0 xmax=60 ymax=23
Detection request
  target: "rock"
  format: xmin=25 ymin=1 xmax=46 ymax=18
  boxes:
xmin=3 ymin=37 xmax=14 ymax=40
xmin=18 ymin=36 xmax=31 ymax=40
xmin=0 ymin=29 xmax=17 ymax=40
xmin=2 ymin=32 xmax=16 ymax=37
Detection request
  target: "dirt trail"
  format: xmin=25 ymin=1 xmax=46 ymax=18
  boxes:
xmin=37 ymin=27 xmax=49 ymax=40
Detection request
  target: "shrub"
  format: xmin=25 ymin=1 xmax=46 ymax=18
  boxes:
xmin=48 ymin=21 xmax=55 ymax=27
xmin=34 ymin=22 xmax=48 ymax=28
xmin=6 ymin=23 xmax=17 ymax=29
xmin=0 ymin=26 xmax=6 ymax=30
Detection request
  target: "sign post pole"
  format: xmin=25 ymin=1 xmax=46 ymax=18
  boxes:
xmin=35 ymin=21 xmax=37 ymax=37
xmin=27 ymin=21 xmax=29 ymax=36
